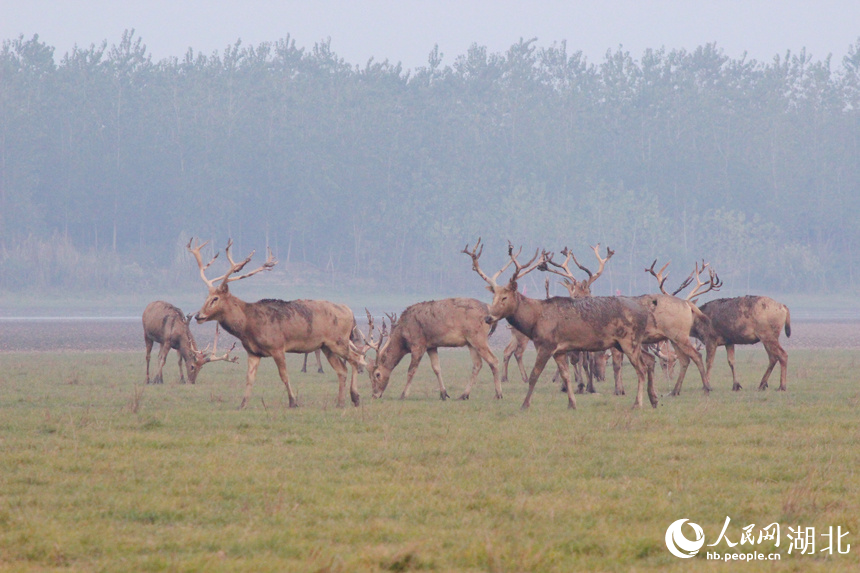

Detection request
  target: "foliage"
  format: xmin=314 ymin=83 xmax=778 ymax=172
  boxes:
xmin=2 ymin=33 xmax=860 ymax=295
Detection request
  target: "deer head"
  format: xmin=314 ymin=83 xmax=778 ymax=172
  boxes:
xmin=544 ymin=244 xmax=614 ymax=298
xmin=356 ymin=309 xmax=390 ymax=397
xmin=462 ymin=238 xmax=543 ymax=322
xmin=187 ymin=238 xmax=276 ymax=323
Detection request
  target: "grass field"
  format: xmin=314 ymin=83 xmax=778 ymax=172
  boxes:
xmin=1 ymin=348 xmax=858 ymax=572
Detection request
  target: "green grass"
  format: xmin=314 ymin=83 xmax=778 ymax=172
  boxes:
xmin=0 ymin=349 xmax=858 ymax=572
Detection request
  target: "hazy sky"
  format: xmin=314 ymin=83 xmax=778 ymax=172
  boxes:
xmin=2 ymin=0 xmax=858 ymax=69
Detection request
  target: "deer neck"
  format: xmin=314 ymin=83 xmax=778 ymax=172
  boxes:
xmin=506 ymin=292 xmax=542 ymax=339
xmin=215 ymin=296 xmax=251 ymax=340
xmin=378 ymin=328 xmax=408 ymax=372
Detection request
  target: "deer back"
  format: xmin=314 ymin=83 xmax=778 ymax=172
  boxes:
xmin=232 ymin=298 xmax=356 ymax=357
xmin=697 ymin=296 xmax=790 ymax=345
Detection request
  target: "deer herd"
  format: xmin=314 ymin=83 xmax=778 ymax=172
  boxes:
xmin=141 ymin=238 xmax=792 ymax=411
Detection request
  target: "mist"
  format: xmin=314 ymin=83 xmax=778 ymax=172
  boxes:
xmin=1 ymin=29 xmax=859 ymax=313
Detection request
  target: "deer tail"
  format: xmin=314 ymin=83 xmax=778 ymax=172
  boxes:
xmin=784 ymin=306 xmax=791 ymax=338
xmin=688 ymin=301 xmax=710 ymax=324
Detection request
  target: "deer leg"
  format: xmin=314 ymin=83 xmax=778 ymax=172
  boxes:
xmin=572 ymin=353 xmax=586 ymax=394
xmin=239 ymin=354 xmax=262 ymax=410
xmin=459 ymin=346 xmax=484 ymax=400
xmin=621 ymin=343 xmax=653 ymax=409
xmin=726 ymin=344 xmax=742 ymax=391
xmin=672 ymin=339 xmax=709 ymax=394
xmin=144 ymin=338 xmax=154 ymax=384
xmin=154 ymin=344 xmax=170 ymax=384
xmin=502 ymin=341 xmax=515 ymax=383
xmin=426 ymin=348 xmax=450 ymax=400
xmin=514 ymin=345 xmax=528 ymax=384
xmin=271 ymin=353 xmax=299 ymax=408
xmin=759 ymin=340 xmax=787 ymax=391
xmin=585 ymin=352 xmax=597 ymax=394
xmin=178 ymin=355 xmax=186 ymax=384
xmin=703 ymin=342 xmax=719 ymax=390
xmin=400 ymin=349 xmax=425 ymax=400
xmin=553 ymin=352 xmax=577 ymax=409
xmin=470 ymin=340 xmax=503 ymax=399
xmin=322 ymin=347 xmax=353 ymax=407
xmin=521 ymin=346 xmax=554 ymax=410
xmin=315 ymin=349 xmax=325 ymax=374
xmin=301 ymin=353 xmax=308 ymax=373
xmin=611 ymin=347 xmax=625 ymax=396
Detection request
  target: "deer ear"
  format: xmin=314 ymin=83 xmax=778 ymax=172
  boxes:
xmin=509 ymin=280 xmax=518 ymax=292
xmin=217 ymin=282 xmax=229 ymax=294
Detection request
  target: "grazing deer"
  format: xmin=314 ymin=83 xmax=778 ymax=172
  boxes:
xmin=187 ymin=239 xmax=365 ymax=409
xmin=691 ymin=294 xmax=791 ymax=392
xmin=301 ymin=350 xmax=324 ymax=374
xmin=143 ymin=300 xmax=237 ymax=384
xmin=463 ymin=239 xmax=655 ymax=410
xmin=360 ymin=299 xmax=502 ymax=400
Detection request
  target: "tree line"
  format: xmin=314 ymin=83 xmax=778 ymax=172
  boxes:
xmin=1 ymin=31 xmax=859 ymax=296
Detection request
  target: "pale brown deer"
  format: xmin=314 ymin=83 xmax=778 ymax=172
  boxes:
xmin=690 ymin=293 xmax=791 ymax=392
xmin=639 ymin=260 xmax=722 ymax=396
xmin=463 ymin=239 xmax=656 ymax=410
xmin=360 ymin=298 xmax=502 ymax=400
xmin=187 ymin=239 xmax=365 ymax=409
xmin=142 ymin=300 xmax=237 ymax=384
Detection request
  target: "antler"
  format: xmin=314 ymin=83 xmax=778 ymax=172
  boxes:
xmin=461 ymin=237 xmax=515 ymax=287
xmin=573 ymin=244 xmax=614 ymax=288
xmin=187 ymin=238 xmax=220 ymax=289
xmin=645 ymin=259 xmax=671 ymax=295
xmin=186 ymin=238 xmax=276 ymax=288
xmin=200 ymin=324 xmax=239 ymax=364
xmin=357 ymin=308 xmax=388 ymax=354
xmin=683 ymin=261 xmax=723 ymax=302
xmin=220 ymin=239 xmax=277 ymax=284
xmin=506 ymin=241 xmax=543 ymax=284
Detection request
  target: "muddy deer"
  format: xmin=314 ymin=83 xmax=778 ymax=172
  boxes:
xmin=187 ymin=239 xmax=365 ymax=409
xmin=359 ymin=298 xmax=502 ymax=400
xmin=143 ymin=300 xmax=237 ymax=384
xmin=690 ymin=289 xmax=791 ymax=392
xmin=463 ymin=239 xmax=655 ymax=410
xmin=501 ymin=277 xmax=550 ymax=384
xmin=542 ymin=244 xmax=616 ymax=394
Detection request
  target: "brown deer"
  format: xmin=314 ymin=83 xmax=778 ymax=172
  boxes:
xmin=690 ymin=293 xmax=791 ymax=392
xmin=187 ymin=239 xmax=365 ymax=409
xmin=359 ymin=299 xmax=502 ymax=400
xmin=142 ymin=300 xmax=237 ymax=384
xmin=501 ymin=277 xmax=550 ymax=384
xmin=463 ymin=239 xmax=656 ymax=410
xmin=543 ymin=244 xmax=617 ymax=394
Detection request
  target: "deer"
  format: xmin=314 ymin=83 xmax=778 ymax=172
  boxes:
xmin=632 ymin=260 xmax=723 ymax=396
xmin=501 ymin=277 xmax=550 ymax=384
xmin=142 ymin=300 xmax=237 ymax=385
xmin=463 ymin=239 xmax=656 ymax=410
xmin=689 ymin=288 xmax=791 ymax=392
xmin=359 ymin=298 xmax=502 ymax=401
xmin=187 ymin=238 xmax=365 ymax=409
xmin=542 ymin=244 xmax=616 ymax=394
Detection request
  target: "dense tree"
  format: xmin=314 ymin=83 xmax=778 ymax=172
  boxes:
xmin=0 ymin=31 xmax=858 ymax=295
